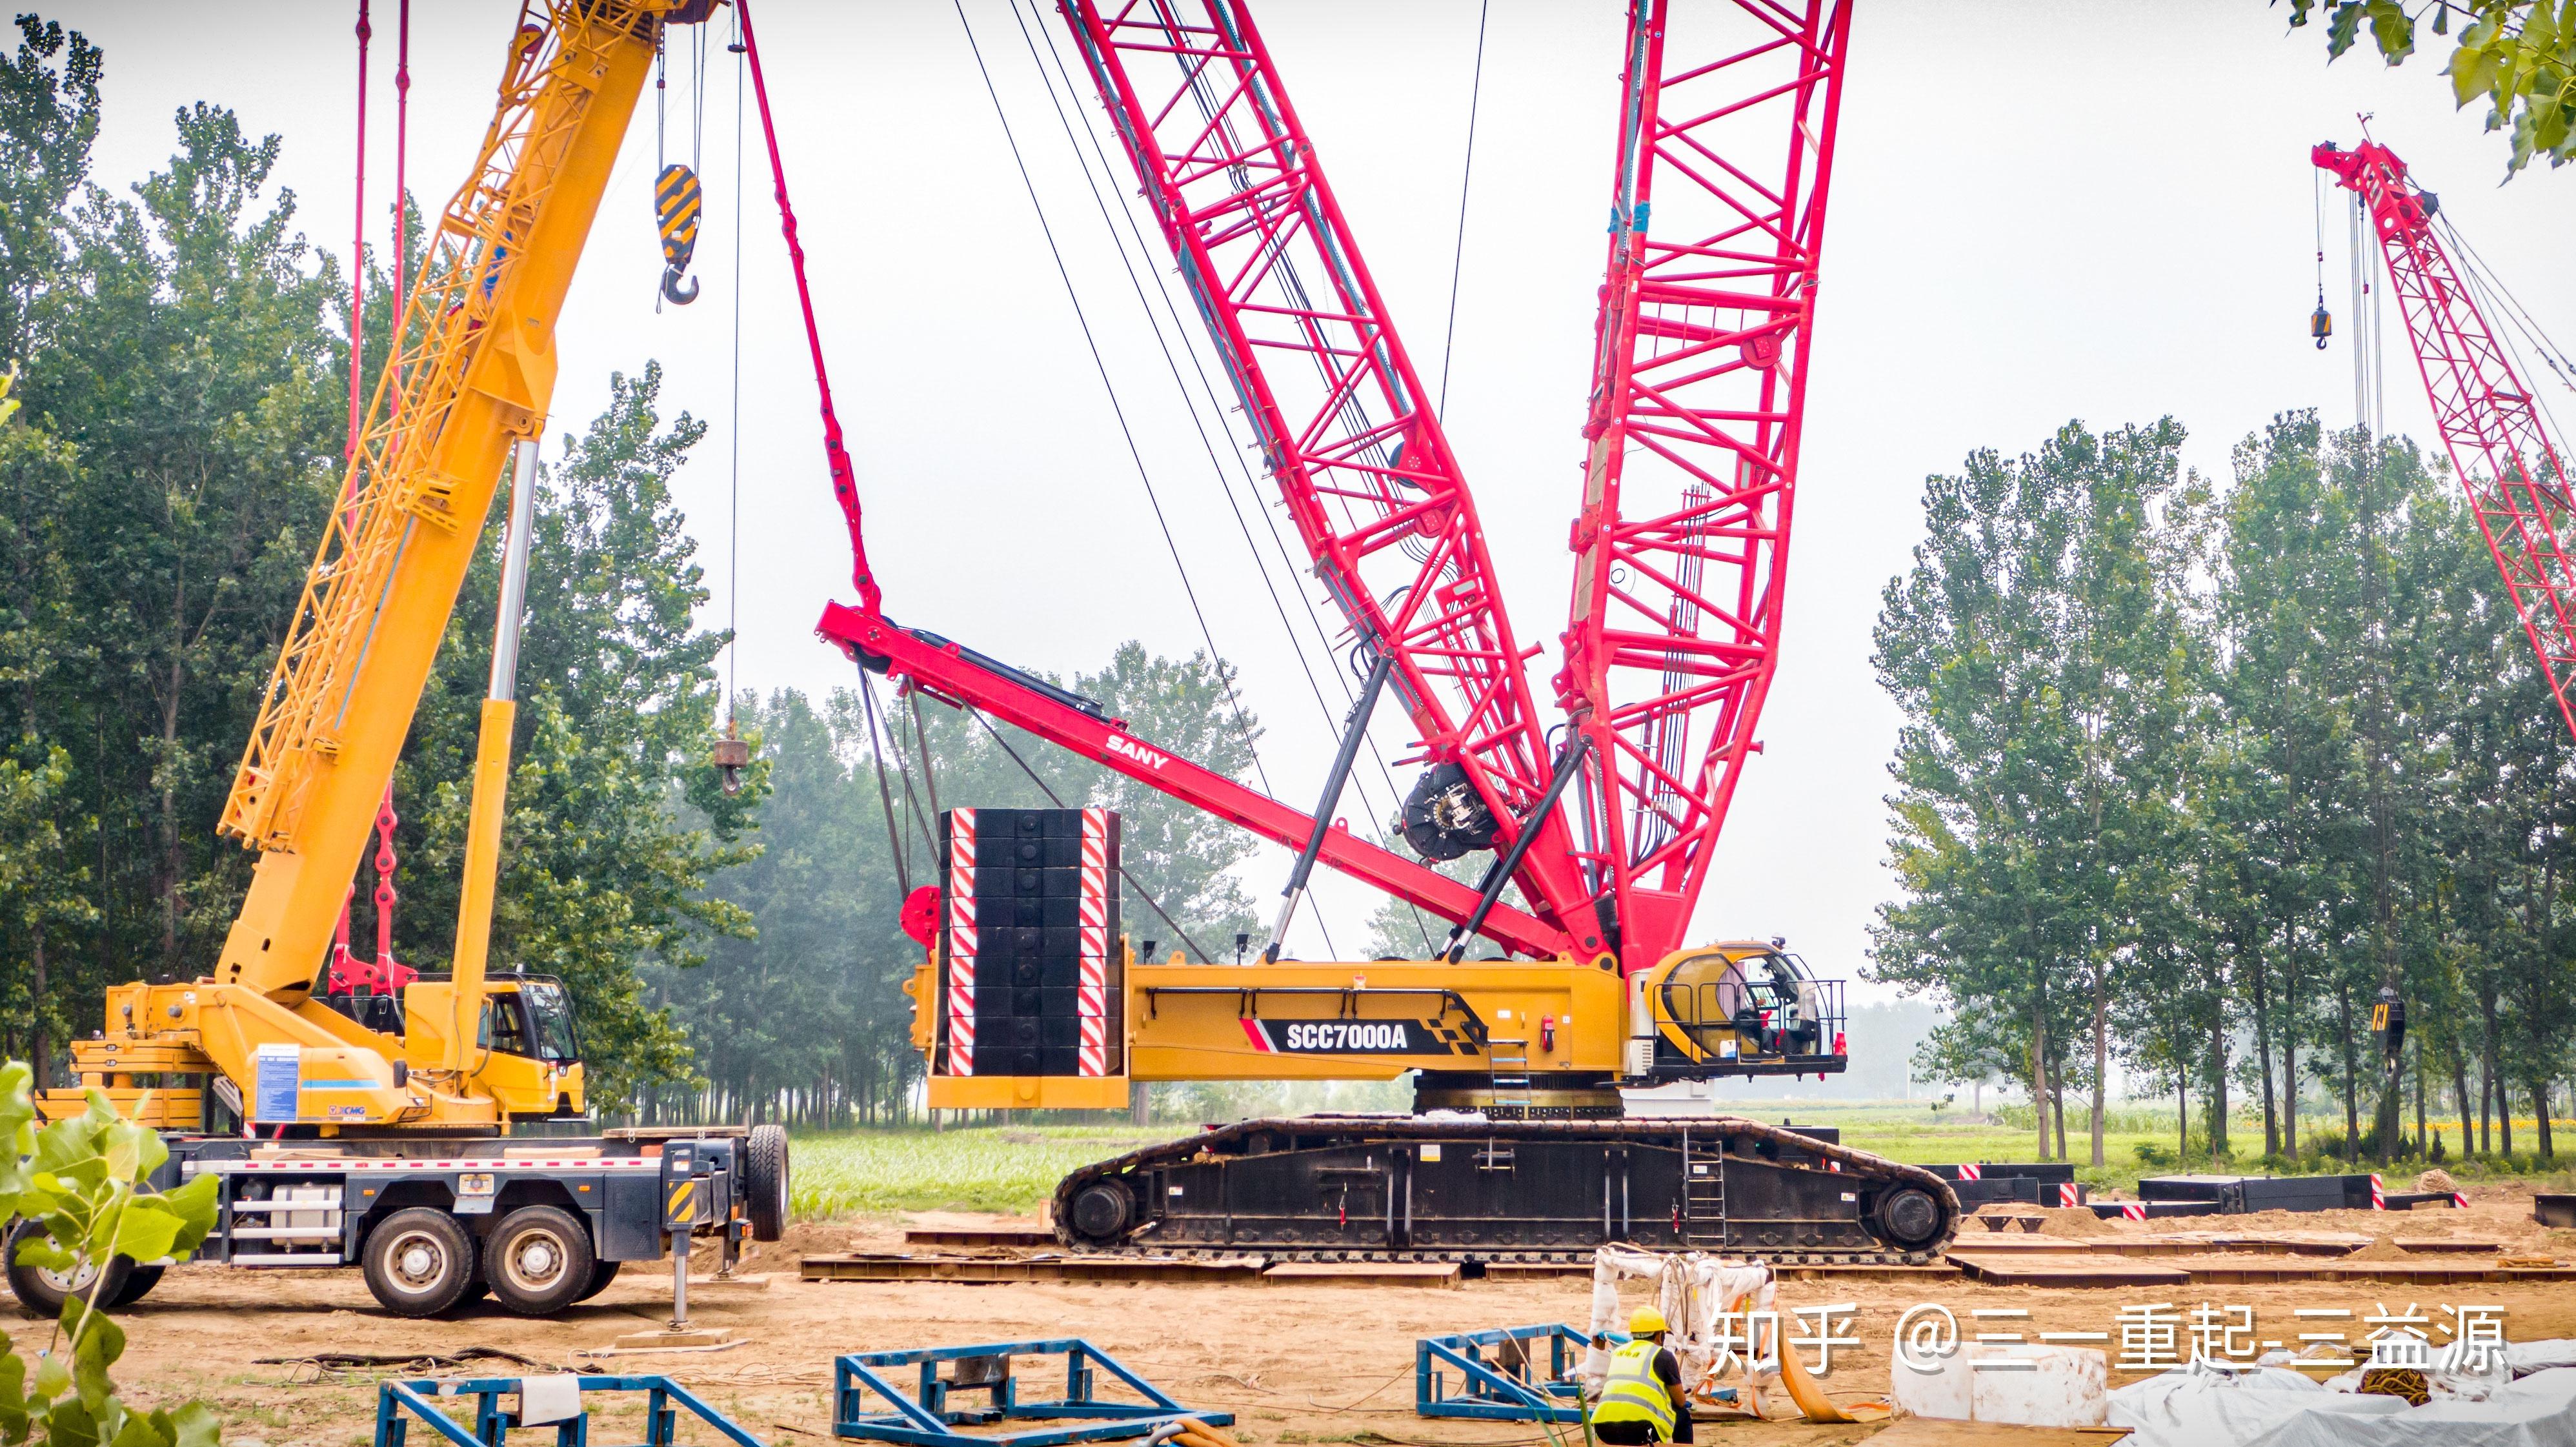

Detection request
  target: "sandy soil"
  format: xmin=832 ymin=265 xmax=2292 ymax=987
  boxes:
xmin=79 ymin=1184 xmax=2576 ymax=1447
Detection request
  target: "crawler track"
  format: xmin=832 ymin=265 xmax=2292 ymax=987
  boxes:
xmin=1049 ymin=1115 xmax=1961 ymax=1265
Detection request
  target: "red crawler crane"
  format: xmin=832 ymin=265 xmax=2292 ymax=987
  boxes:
xmin=2315 ymin=137 xmax=2576 ymax=738
xmin=801 ymin=0 xmax=1949 ymax=1257
xmin=805 ymin=0 xmax=1869 ymax=1111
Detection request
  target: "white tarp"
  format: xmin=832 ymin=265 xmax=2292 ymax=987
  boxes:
xmin=2108 ymin=1361 xmax=2404 ymax=1446
xmin=2109 ymin=1357 xmax=2576 ymax=1447
xmin=2245 ymin=1367 xmax=2576 ymax=1447
xmin=2508 ymin=1341 xmax=2576 ymax=1379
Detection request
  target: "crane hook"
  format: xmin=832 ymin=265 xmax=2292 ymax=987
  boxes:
xmin=656 ymin=163 xmax=703 ymax=308
xmin=2311 ymin=301 xmax=2333 ymax=350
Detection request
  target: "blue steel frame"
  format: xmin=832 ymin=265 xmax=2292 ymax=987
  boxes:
xmin=375 ymin=1375 xmax=766 ymax=1447
xmin=1416 ymin=1325 xmax=1627 ymax=1423
xmin=831 ymin=1339 xmax=1231 ymax=1447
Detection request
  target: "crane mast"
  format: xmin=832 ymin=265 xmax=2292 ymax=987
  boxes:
xmin=2314 ymin=137 xmax=2576 ymax=740
xmin=1558 ymin=0 xmax=1852 ymax=969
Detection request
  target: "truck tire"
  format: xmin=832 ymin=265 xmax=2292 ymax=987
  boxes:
xmin=745 ymin=1124 xmax=789 ymax=1243
xmin=362 ymin=1208 xmax=477 ymax=1317
xmin=484 ymin=1206 xmax=596 ymax=1317
xmin=572 ymin=1257 xmax=620 ymax=1302
xmin=108 ymin=1264 xmax=164 ymax=1308
xmin=4 ymin=1219 xmax=132 ymax=1319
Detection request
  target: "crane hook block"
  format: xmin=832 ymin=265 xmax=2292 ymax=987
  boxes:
xmin=2311 ymin=303 xmax=2332 ymax=350
xmin=656 ymin=163 xmax=703 ymax=307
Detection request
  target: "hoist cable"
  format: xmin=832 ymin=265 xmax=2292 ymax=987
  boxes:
xmin=968 ymin=707 xmax=1216 ymax=965
xmin=1025 ymin=1 xmax=1433 ymax=927
xmin=348 ymin=0 xmax=371 ymax=459
xmin=907 ymin=693 xmax=947 ymax=820
xmin=954 ymin=0 xmax=1278 ymax=804
xmin=1436 ymin=0 xmax=1490 ymax=417
xmin=727 ymin=1 xmax=744 ymax=719
xmin=1006 ymin=0 xmax=1424 ymax=955
xmin=390 ymin=0 xmax=410 ymax=398
xmin=858 ymin=671 xmax=913 ymax=896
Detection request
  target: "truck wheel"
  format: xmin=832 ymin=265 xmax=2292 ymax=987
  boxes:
xmin=485 ymin=1206 xmax=596 ymax=1316
xmin=572 ymin=1258 xmax=620 ymax=1302
xmin=745 ymin=1124 xmax=789 ymax=1243
xmin=362 ymin=1208 xmax=477 ymax=1317
xmin=4 ymin=1219 xmax=132 ymax=1319
xmin=107 ymin=1264 xmax=164 ymax=1308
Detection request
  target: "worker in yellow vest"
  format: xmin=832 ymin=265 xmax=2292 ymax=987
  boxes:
xmin=1589 ymin=1306 xmax=1692 ymax=1445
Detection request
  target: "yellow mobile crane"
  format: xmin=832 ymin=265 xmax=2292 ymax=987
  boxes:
xmin=18 ymin=1 xmax=785 ymax=1321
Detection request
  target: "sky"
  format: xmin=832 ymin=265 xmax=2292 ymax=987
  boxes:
xmin=57 ymin=1 xmax=2576 ymax=996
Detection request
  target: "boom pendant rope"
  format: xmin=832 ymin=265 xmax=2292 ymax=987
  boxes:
xmin=857 ymin=671 xmax=912 ymax=898
xmin=1436 ymin=0 xmax=1490 ymax=415
xmin=955 ymin=0 xmax=1280 ymax=805
xmin=1009 ymin=0 xmax=1433 ymax=955
xmin=966 ymin=707 xmax=1214 ymax=966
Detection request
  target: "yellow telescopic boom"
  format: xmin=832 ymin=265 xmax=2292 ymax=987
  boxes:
xmin=215 ymin=3 xmax=678 ymax=1004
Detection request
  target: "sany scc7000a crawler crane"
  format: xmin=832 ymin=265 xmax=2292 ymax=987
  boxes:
xmin=814 ymin=0 xmax=1963 ymax=1264
xmin=22 ymin=2 xmax=787 ymax=1322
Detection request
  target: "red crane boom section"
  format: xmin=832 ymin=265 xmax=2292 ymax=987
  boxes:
xmin=1053 ymin=0 xmax=1598 ymax=953
xmin=792 ymin=1 xmax=1853 ymax=970
xmin=1558 ymin=0 xmax=1852 ymax=966
xmin=2316 ymin=138 xmax=2576 ymax=740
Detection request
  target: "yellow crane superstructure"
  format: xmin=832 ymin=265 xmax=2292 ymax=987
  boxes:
xmin=45 ymin=1 xmax=707 ymax=1135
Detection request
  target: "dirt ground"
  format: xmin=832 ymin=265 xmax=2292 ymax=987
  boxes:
xmin=86 ymin=1184 xmax=2576 ymax=1447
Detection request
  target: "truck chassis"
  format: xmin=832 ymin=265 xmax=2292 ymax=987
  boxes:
xmin=5 ymin=1125 xmax=787 ymax=1320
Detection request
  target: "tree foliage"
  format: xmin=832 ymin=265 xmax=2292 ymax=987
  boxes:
xmin=1878 ymin=409 xmax=2576 ymax=1166
xmin=2280 ymin=1 xmax=2576 ymax=176
xmin=0 ymin=1064 xmax=221 ymax=1447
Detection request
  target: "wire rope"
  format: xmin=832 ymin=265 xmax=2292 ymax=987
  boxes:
xmin=1005 ymin=0 xmax=1423 ymax=956
xmin=727 ymin=1 xmax=745 ymax=720
xmin=858 ymin=671 xmax=914 ymax=896
xmin=953 ymin=0 xmax=1278 ymax=809
xmin=1436 ymin=0 xmax=1491 ymax=417
xmin=967 ymin=707 xmax=1216 ymax=964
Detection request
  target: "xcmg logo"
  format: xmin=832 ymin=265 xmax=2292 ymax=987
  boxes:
xmin=1104 ymin=734 xmax=1169 ymax=771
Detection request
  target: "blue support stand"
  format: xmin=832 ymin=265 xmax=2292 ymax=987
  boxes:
xmin=831 ymin=1339 xmax=1231 ymax=1447
xmin=376 ymin=1376 xmax=765 ymax=1447
xmin=1416 ymin=1325 xmax=1625 ymax=1424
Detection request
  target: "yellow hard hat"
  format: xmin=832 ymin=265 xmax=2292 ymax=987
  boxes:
xmin=1629 ymin=1306 xmax=1668 ymax=1336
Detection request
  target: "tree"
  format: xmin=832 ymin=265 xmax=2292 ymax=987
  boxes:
xmin=2279 ymin=1 xmax=2576 ymax=177
xmin=1871 ymin=421 xmax=2202 ymax=1163
xmin=0 ymin=15 xmax=99 ymax=370
xmin=9 ymin=96 xmax=341 ymax=1001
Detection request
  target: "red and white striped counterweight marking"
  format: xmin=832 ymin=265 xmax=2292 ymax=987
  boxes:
xmin=1078 ymin=809 xmax=1111 ymax=1076
xmin=2118 ymin=1203 xmax=2147 ymax=1221
xmin=1955 ymin=1162 xmax=1982 ymax=1182
xmin=2370 ymin=1173 xmax=2386 ymax=1210
xmin=2058 ymin=1182 xmax=2081 ymax=1208
xmin=946 ymin=809 xmax=977 ymax=1076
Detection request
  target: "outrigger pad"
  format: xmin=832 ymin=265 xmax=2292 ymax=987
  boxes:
xmin=832 ymin=1339 xmax=1231 ymax=1447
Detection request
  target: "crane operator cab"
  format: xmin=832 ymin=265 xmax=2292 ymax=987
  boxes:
xmin=310 ymin=970 xmax=589 ymax=1124
xmin=1633 ymin=940 xmax=1847 ymax=1080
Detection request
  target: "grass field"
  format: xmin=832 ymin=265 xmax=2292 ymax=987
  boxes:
xmin=787 ymin=1102 xmax=2575 ymax=1218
